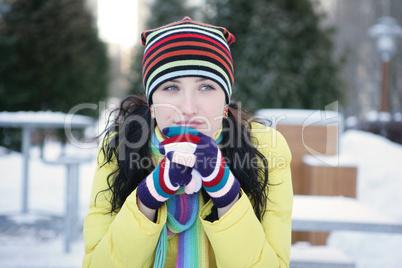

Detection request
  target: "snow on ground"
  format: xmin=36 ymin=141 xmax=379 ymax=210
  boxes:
xmin=0 ymin=141 xmax=97 ymax=219
xmin=0 ymin=233 xmax=85 ymax=268
xmin=327 ymin=130 xmax=402 ymax=268
xmin=0 ymin=141 xmax=97 ymax=268
xmin=0 ymin=129 xmax=402 ymax=267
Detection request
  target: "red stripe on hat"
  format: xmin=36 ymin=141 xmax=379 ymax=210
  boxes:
xmin=144 ymin=49 xmax=234 ymax=83
xmin=203 ymin=155 xmax=226 ymax=188
xmin=143 ymin=40 xmax=233 ymax=75
xmin=158 ymin=158 xmax=177 ymax=195
xmin=143 ymin=33 xmax=232 ymax=66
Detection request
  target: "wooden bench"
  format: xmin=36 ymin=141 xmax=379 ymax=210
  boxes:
xmin=256 ymin=109 xmax=359 ymax=245
xmin=290 ymin=244 xmax=356 ymax=268
xmin=256 ymin=108 xmax=341 ymax=196
xmin=299 ymin=155 xmax=358 ymax=244
xmin=292 ymin=195 xmax=402 ymax=233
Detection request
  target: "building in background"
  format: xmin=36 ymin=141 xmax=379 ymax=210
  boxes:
xmin=318 ymin=0 xmax=402 ymax=118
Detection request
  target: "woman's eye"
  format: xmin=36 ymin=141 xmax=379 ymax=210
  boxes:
xmin=163 ymin=85 xmax=178 ymax=91
xmin=200 ymin=84 xmax=215 ymax=91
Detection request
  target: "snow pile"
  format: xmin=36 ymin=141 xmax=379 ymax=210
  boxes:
xmin=0 ymin=111 xmax=94 ymax=126
xmin=338 ymin=130 xmax=402 ymax=220
xmin=327 ymin=130 xmax=402 ymax=268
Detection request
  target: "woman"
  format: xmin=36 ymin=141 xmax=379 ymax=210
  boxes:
xmin=83 ymin=17 xmax=293 ymax=267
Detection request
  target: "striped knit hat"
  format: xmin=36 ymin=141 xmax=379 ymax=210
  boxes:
xmin=141 ymin=17 xmax=235 ymax=104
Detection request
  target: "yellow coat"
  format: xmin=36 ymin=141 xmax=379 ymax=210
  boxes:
xmin=83 ymin=123 xmax=293 ymax=267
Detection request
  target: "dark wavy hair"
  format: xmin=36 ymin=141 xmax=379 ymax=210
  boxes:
xmin=98 ymin=95 xmax=270 ymax=221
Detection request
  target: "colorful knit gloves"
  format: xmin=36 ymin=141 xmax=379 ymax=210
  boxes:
xmin=163 ymin=127 xmax=240 ymax=208
xmin=159 ymin=134 xmax=203 ymax=195
xmin=137 ymin=140 xmax=197 ymax=209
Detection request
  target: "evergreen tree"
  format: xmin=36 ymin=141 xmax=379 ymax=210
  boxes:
xmin=0 ymin=0 xmax=109 ymax=115
xmin=204 ymin=0 xmax=343 ymax=111
xmin=128 ymin=0 xmax=193 ymax=95
xmin=0 ymin=0 xmax=109 ymax=151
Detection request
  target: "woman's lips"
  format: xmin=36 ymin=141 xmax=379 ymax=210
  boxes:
xmin=175 ymin=120 xmax=203 ymax=128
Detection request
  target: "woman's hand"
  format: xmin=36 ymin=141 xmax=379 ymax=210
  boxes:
xmin=162 ymin=127 xmax=240 ymax=209
xmin=159 ymin=133 xmax=202 ymax=195
xmin=137 ymin=150 xmax=195 ymax=211
xmin=137 ymin=128 xmax=203 ymax=220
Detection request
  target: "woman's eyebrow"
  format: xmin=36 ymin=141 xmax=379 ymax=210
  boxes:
xmin=196 ymin=77 xmax=208 ymax=82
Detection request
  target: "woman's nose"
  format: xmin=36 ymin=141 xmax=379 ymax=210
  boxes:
xmin=180 ymin=92 xmax=198 ymax=116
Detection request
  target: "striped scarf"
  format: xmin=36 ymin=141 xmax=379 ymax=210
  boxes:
xmin=151 ymin=127 xmax=222 ymax=268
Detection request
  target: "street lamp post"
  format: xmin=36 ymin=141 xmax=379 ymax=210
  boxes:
xmin=369 ymin=16 xmax=402 ymax=113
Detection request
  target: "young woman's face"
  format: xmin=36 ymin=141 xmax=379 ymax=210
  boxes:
xmin=152 ymin=76 xmax=226 ymax=137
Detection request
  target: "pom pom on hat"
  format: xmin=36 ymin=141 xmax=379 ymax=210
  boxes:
xmin=141 ymin=17 xmax=235 ymax=104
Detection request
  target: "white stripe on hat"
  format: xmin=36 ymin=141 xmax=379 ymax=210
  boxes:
xmin=144 ymin=27 xmax=230 ymax=54
xmin=147 ymin=69 xmax=230 ymax=102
